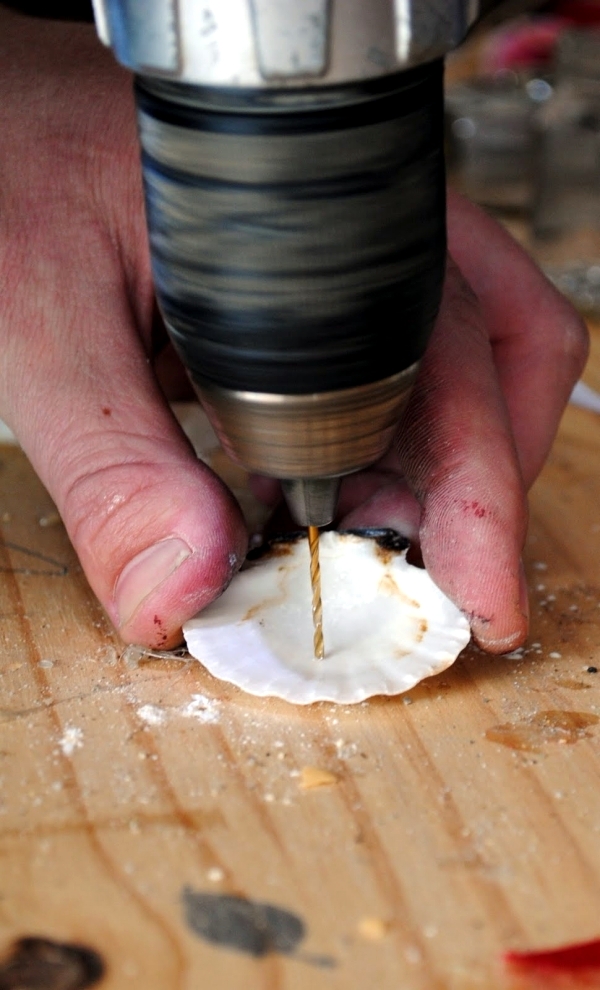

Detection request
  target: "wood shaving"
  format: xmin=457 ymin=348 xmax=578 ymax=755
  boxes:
xmin=298 ymin=766 xmax=339 ymax=790
xmin=357 ymin=916 xmax=390 ymax=941
xmin=38 ymin=512 xmax=61 ymax=527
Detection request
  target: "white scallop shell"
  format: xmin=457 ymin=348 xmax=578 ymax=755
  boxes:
xmin=183 ymin=531 xmax=471 ymax=705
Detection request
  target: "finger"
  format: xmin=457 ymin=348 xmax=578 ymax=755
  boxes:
xmin=0 ymin=236 xmax=247 ymax=649
xmin=248 ymin=475 xmax=282 ymax=509
xmin=337 ymin=471 xmax=422 ymax=542
xmin=447 ymin=189 xmax=589 ymax=485
xmin=389 ymin=260 xmax=528 ymax=652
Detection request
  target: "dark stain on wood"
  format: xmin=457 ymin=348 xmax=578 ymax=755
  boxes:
xmin=182 ymin=888 xmax=305 ymax=958
xmin=486 ymin=710 xmax=599 ymax=752
xmin=182 ymin=888 xmax=336 ymax=967
xmin=0 ymin=937 xmax=104 ymax=989
xmin=552 ymin=677 xmax=591 ymax=691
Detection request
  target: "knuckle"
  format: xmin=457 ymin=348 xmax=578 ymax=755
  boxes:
xmin=560 ymin=308 xmax=590 ymax=378
xmin=541 ymin=279 xmax=590 ymax=376
xmin=444 ymin=256 xmax=481 ymax=317
xmin=439 ymin=256 xmax=490 ymax=351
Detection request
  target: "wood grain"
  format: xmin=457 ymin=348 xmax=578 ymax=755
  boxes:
xmin=2 ymin=330 xmax=600 ymax=989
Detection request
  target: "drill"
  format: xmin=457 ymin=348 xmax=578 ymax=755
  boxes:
xmin=91 ymin=0 xmax=477 ymax=528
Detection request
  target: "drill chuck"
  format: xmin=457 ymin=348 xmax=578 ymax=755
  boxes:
xmin=135 ymin=64 xmax=446 ymax=523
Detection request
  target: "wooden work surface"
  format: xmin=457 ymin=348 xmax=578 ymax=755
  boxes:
xmin=2 ymin=333 xmax=600 ymax=990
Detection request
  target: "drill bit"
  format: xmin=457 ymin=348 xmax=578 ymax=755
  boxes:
xmin=307 ymin=526 xmax=325 ymax=660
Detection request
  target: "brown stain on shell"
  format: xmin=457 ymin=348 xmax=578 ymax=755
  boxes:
xmin=264 ymin=542 xmax=297 ymax=558
xmin=245 ymin=533 xmax=304 ymax=565
xmin=243 ymin=589 xmax=289 ymax=622
xmin=377 ymin=572 xmax=419 ymax=610
xmin=394 ymin=619 xmax=429 ymax=659
xmin=375 ymin=545 xmax=395 ymax=568
xmin=242 ymin=562 xmax=292 ymax=622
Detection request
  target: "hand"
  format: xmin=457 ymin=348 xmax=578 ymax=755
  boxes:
xmin=0 ymin=9 xmax=247 ymax=649
xmin=0 ymin=11 xmax=588 ymax=655
xmin=331 ymin=190 xmax=589 ymax=652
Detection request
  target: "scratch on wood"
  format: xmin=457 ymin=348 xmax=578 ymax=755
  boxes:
xmin=1 ymin=541 xmax=68 ymax=576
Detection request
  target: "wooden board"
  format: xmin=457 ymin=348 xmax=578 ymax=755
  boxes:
xmin=2 ymin=330 xmax=600 ymax=990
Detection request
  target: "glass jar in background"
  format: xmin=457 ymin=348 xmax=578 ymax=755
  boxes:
xmin=446 ymin=74 xmax=551 ymax=212
xmin=533 ymin=28 xmax=600 ymax=312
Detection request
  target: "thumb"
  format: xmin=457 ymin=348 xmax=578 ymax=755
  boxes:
xmin=1 ymin=258 xmax=247 ymax=649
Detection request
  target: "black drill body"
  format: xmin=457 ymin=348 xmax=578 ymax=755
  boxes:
xmin=136 ymin=60 xmax=446 ymax=398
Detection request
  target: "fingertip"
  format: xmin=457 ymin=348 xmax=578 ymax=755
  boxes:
xmin=116 ymin=531 xmax=245 ymax=649
xmin=449 ymin=556 xmax=528 ymax=654
xmin=115 ymin=536 xmax=194 ymax=631
xmin=418 ymin=481 xmax=529 ymax=656
xmin=110 ymin=478 xmax=248 ymax=648
xmin=470 ymin=609 xmax=529 ymax=654
xmin=472 ymin=556 xmax=529 ymax=654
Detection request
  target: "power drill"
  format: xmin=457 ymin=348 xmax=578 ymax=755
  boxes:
xmin=91 ymin=0 xmax=477 ymax=528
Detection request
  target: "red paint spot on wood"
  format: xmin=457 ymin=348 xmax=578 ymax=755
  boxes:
xmin=504 ymin=939 xmax=600 ymax=989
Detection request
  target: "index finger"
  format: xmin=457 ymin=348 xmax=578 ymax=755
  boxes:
xmin=447 ymin=189 xmax=589 ymax=486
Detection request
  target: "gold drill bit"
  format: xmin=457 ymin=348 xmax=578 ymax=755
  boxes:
xmin=307 ymin=525 xmax=325 ymax=660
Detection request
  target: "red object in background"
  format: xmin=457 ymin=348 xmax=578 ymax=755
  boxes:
xmin=554 ymin=0 xmax=600 ymax=26
xmin=481 ymin=0 xmax=600 ymax=74
xmin=504 ymin=940 xmax=600 ymax=989
xmin=481 ymin=17 xmax=570 ymax=72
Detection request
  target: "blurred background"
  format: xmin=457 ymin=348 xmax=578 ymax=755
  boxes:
xmin=446 ymin=0 xmax=600 ymax=313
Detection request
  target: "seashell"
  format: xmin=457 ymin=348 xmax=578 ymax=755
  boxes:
xmin=183 ymin=530 xmax=471 ymax=705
